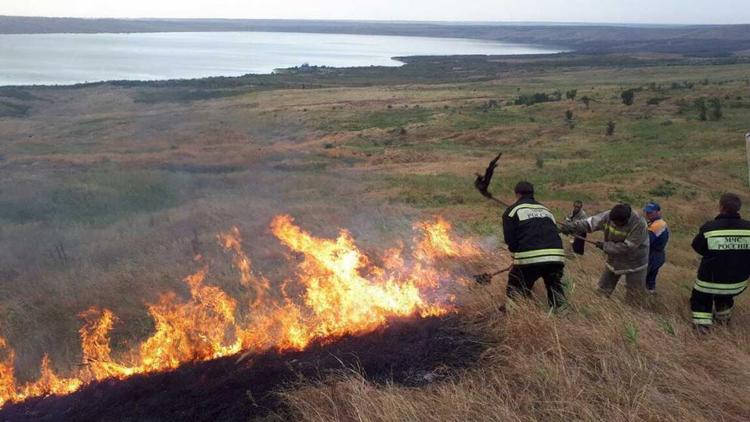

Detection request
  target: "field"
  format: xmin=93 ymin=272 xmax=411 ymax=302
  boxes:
xmin=0 ymin=54 xmax=749 ymax=420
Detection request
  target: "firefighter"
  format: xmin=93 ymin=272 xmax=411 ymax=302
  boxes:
xmin=560 ymin=204 xmax=650 ymax=302
xmin=502 ymin=181 xmax=567 ymax=310
xmin=690 ymin=193 xmax=750 ymax=331
xmin=565 ymin=200 xmax=588 ymax=255
xmin=643 ymin=202 xmax=669 ymax=293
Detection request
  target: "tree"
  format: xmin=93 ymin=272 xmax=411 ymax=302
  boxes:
xmin=708 ymin=98 xmax=723 ymax=121
xmin=581 ymin=96 xmax=591 ymax=109
xmin=565 ymin=110 xmax=575 ymax=129
xmin=606 ymin=121 xmax=616 ymax=136
xmin=565 ymin=89 xmax=578 ymax=100
xmin=695 ymin=98 xmax=707 ymax=121
xmin=621 ymin=89 xmax=635 ymax=106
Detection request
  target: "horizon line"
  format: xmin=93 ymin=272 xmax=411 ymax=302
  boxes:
xmin=2 ymin=14 xmax=749 ymax=27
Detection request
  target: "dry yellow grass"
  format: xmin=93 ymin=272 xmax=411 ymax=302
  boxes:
xmin=281 ymin=253 xmax=750 ymax=421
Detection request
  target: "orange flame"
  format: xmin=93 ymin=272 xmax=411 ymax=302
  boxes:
xmin=0 ymin=215 xmax=479 ymax=407
xmin=218 ymin=227 xmax=271 ymax=307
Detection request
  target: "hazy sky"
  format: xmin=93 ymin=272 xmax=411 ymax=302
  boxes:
xmin=2 ymin=0 xmax=749 ymax=24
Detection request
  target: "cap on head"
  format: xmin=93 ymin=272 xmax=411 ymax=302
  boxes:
xmin=720 ymin=193 xmax=742 ymax=214
xmin=514 ymin=181 xmax=534 ymax=196
xmin=610 ymin=203 xmax=632 ymax=224
xmin=643 ymin=202 xmax=661 ymax=213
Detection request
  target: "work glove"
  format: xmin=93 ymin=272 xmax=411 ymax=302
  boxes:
xmin=559 ymin=221 xmax=576 ymax=235
xmin=595 ymin=241 xmax=605 ymax=250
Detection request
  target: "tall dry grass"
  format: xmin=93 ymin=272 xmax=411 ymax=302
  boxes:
xmin=281 ymin=251 xmax=750 ymax=421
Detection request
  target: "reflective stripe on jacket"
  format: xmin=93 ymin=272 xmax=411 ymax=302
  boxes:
xmin=691 ymin=213 xmax=750 ymax=295
xmin=502 ymin=196 xmax=565 ymax=266
xmin=570 ymin=210 xmax=650 ymax=274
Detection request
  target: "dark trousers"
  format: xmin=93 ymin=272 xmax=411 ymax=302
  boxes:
xmin=646 ymin=252 xmax=666 ymax=290
xmin=507 ymin=263 xmax=566 ymax=309
xmin=690 ymin=289 xmax=735 ymax=326
xmin=572 ymin=234 xmax=586 ymax=255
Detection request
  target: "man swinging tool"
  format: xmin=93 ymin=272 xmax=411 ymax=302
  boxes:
xmin=560 ymin=204 xmax=650 ymax=303
xmin=502 ymin=181 xmax=567 ymax=311
xmin=472 ymin=155 xmax=566 ymax=310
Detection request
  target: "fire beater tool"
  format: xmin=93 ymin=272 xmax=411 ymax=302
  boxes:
xmin=474 ymin=265 xmax=513 ymax=285
xmin=556 ymin=223 xmax=602 ymax=247
xmin=474 ymin=152 xmax=510 ymax=208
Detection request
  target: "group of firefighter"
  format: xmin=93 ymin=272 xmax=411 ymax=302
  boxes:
xmin=499 ymin=181 xmax=750 ymax=332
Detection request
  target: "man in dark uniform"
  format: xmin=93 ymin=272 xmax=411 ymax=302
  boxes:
xmin=690 ymin=193 xmax=750 ymax=331
xmin=502 ymin=181 xmax=567 ymax=310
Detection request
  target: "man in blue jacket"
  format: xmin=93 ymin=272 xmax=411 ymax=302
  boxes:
xmin=644 ymin=202 xmax=670 ymax=293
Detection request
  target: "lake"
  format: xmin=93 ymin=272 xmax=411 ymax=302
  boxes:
xmin=0 ymin=31 xmax=561 ymax=86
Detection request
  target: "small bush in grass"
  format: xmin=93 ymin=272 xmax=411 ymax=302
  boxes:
xmin=708 ymin=97 xmax=723 ymax=121
xmin=581 ymin=96 xmax=591 ymax=109
xmin=514 ymin=91 xmax=561 ymax=106
xmin=695 ymin=98 xmax=708 ymax=121
xmin=565 ymin=110 xmax=575 ymax=129
xmin=647 ymin=97 xmax=669 ymax=106
xmin=624 ymin=322 xmax=639 ymax=345
xmin=535 ymin=155 xmax=545 ymax=169
xmin=606 ymin=121 xmax=616 ymax=136
xmin=649 ymin=180 xmax=678 ymax=198
xmin=621 ymin=89 xmax=635 ymax=106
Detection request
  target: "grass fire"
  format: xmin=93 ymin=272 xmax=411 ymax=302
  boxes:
xmin=0 ymin=215 xmax=480 ymax=408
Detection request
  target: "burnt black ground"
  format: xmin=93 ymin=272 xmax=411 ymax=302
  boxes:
xmin=0 ymin=315 xmax=485 ymax=421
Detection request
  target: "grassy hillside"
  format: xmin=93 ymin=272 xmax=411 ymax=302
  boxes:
xmin=0 ymin=55 xmax=749 ymax=419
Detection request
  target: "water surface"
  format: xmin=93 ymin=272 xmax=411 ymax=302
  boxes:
xmin=0 ymin=31 xmax=561 ymax=86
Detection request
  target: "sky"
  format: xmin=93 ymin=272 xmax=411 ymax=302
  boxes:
xmin=1 ymin=0 xmax=749 ymax=25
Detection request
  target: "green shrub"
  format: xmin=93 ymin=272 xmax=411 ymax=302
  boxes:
xmin=621 ymin=89 xmax=635 ymax=106
xmin=0 ymin=101 xmax=31 ymax=118
xmin=649 ymin=180 xmax=678 ymax=198
xmin=606 ymin=121 xmax=616 ymax=136
xmin=514 ymin=91 xmax=562 ymax=106
xmin=708 ymin=98 xmax=723 ymax=121
xmin=695 ymin=98 xmax=708 ymax=121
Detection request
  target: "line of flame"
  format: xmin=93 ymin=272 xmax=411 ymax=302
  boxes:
xmin=0 ymin=215 xmax=479 ymax=407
